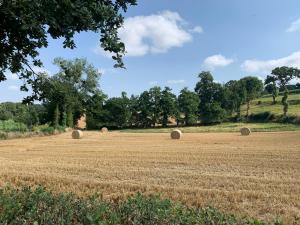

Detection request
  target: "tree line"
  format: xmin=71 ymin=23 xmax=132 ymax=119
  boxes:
xmin=30 ymin=58 xmax=300 ymax=129
xmin=2 ymin=58 xmax=299 ymax=129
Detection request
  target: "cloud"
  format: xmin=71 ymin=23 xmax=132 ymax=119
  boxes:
xmin=167 ymin=79 xmax=185 ymax=84
xmin=94 ymin=11 xmax=200 ymax=57
xmin=203 ymin=54 xmax=234 ymax=69
xmin=241 ymin=51 xmax=300 ymax=74
xmin=149 ymin=81 xmax=158 ymax=86
xmin=6 ymin=71 xmax=18 ymax=80
xmin=8 ymin=85 xmax=19 ymax=91
xmin=190 ymin=26 xmax=203 ymax=33
xmin=98 ymin=68 xmax=106 ymax=75
xmin=286 ymin=18 xmax=300 ymax=32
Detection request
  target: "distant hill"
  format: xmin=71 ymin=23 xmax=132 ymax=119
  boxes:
xmin=241 ymin=91 xmax=300 ymax=117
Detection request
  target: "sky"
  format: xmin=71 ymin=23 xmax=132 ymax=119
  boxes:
xmin=1 ymin=0 xmax=300 ymax=102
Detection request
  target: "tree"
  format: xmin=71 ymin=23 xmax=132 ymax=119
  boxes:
xmin=178 ymin=88 xmax=199 ymax=126
xmin=35 ymin=58 xmax=102 ymax=126
xmin=148 ymin=87 xmax=162 ymax=126
xmin=265 ymin=66 xmax=300 ymax=116
xmin=103 ymin=92 xmax=131 ymax=128
xmin=0 ymin=102 xmax=44 ymax=127
xmin=224 ymin=80 xmax=246 ymax=118
xmin=159 ymin=87 xmax=178 ymax=127
xmin=264 ymin=76 xmax=278 ymax=105
xmin=136 ymin=91 xmax=153 ymax=128
xmin=86 ymin=91 xmax=107 ymax=130
xmin=0 ymin=0 xmax=136 ymax=97
xmin=240 ymin=76 xmax=263 ymax=118
xmin=127 ymin=95 xmax=140 ymax=127
xmin=195 ymin=71 xmax=226 ymax=124
xmin=53 ymin=104 xmax=60 ymax=128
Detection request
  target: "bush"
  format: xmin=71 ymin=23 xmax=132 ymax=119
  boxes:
xmin=277 ymin=115 xmax=300 ymax=125
xmin=39 ymin=126 xmax=55 ymax=134
xmin=248 ymin=112 xmax=276 ymax=122
xmin=33 ymin=124 xmax=66 ymax=134
xmin=0 ymin=186 xmax=286 ymax=225
xmin=0 ymin=131 xmax=8 ymax=140
xmin=0 ymin=120 xmax=27 ymax=132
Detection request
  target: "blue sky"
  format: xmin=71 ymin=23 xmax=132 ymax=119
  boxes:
xmin=1 ymin=0 xmax=300 ymax=102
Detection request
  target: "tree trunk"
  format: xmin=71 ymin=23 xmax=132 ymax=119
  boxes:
xmin=272 ymin=95 xmax=276 ymax=105
xmin=53 ymin=104 xmax=60 ymax=128
xmin=282 ymin=88 xmax=289 ymax=117
xmin=246 ymin=101 xmax=250 ymax=118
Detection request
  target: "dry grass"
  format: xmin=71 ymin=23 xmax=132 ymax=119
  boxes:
xmin=0 ymin=131 xmax=299 ymax=223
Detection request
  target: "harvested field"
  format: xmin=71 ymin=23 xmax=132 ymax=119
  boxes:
xmin=0 ymin=131 xmax=299 ymax=223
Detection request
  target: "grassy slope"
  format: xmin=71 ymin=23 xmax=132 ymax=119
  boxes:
xmin=241 ymin=93 xmax=300 ymax=116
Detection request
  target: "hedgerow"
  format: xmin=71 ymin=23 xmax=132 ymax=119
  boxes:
xmin=0 ymin=186 xmax=288 ymax=225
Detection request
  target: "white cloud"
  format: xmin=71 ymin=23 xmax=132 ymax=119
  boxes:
xmin=98 ymin=68 xmax=106 ymax=75
xmin=8 ymin=85 xmax=19 ymax=91
xmin=149 ymin=81 xmax=158 ymax=86
xmin=286 ymin=18 xmax=300 ymax=32
xmin=241 ymin=51 xmax=300 ymax=74
xmin=190 ymin=26 xmax=203 ymax=33
xmin=167 ymin=79 xmax=185 ymax=84
xmin=95 ymin=11 xmax=199 ymax=57
xmin=203 ymin=54 xmax=234 ymax=69
xmin=6 ymin=71 xmax=18 ymax=80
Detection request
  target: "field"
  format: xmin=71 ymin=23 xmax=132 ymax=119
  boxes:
xmin=0 ymin=131 xmax=299 ymax=223
xmin=241 ymin=93 xmax=300 ymax=116
xmin=122 ymin=122 xmax=300 ymax=133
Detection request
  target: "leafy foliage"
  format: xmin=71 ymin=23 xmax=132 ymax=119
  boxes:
xmin=239 ymin=76 xmax=264 ymax=118
xmin=0 ymin=0 xmax=136 ymax=97
xmin=0 ymin=186 xmax=285 ymax=225
xmin=32 ymin=58 xmax=102 ymax=127
xmin=178 ymin=87 xmax=199 ymax=125
xmin=0 ymin=102 xmax=47 ymax=127
xmin=265 ymin=67 xmax=300 ymax=116
xmin=160 ymin=87 xmax=178 ymax=127
xmin=195 ymin=71 xmax=226 ymax=124
xmin=0 ymin=120 xmax=27 ymax=132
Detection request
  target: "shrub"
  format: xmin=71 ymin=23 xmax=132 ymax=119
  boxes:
xmin=276 ymin=115 xmax=300 ymax=125
xmin=0 ymin=186 xmax=286 ymax=225
xmin=0 ymin=131 xmax=8 ymax=140
xmin=0 ymin=120 xmax=27 ymax=132
xmin=248 ymin=112 xmax=275 ymax=122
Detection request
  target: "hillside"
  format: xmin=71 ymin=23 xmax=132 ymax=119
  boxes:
xmin=241 ymin=92 xmax=300 ymax=117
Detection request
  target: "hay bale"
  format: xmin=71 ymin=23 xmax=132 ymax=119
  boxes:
xmin=170 ymin=129 xmax=182 ymax=139
xmin=65 ymin=127 xmax=72 ymax=132
xmin=72 ymin=130 xmax=83 ymax=139
xmin=240 ymin=127 xmax=251 ymax=136
xmin=101 ymin=127 xmax=108 ymax=133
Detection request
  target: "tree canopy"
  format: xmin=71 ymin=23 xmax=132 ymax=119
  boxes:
xmin=195 ymin=71 xmax=225 ymax=124
xmin=239 ymin=76 xmax=263 ymax=118
xmin=265 ymin=66 xmax=300 ymax=116
xmin=0 ymin=0 xmax=136 ymax=97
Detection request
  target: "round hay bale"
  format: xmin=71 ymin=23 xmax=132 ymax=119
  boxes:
xmin=101 ymin=127 xmax=108 ymax=133
xmin=240 ymin=127 xmax=251 ymax=136
xmin=72 ymin=130 xmax=83 ymax=139
xmin=170 ymin=129 xmax=182 ymax=139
